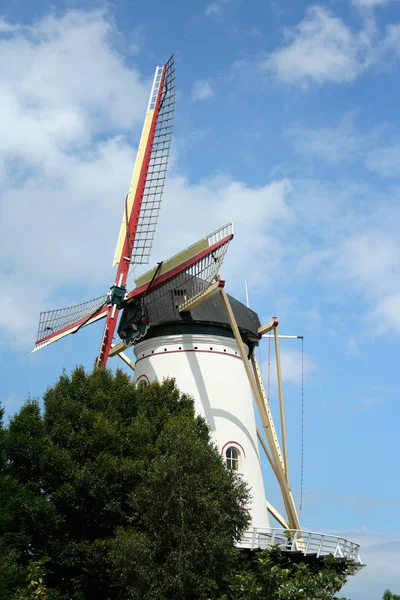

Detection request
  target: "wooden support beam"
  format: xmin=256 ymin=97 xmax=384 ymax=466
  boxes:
xmin=256 ymin=427 xmax=277 ymax=477
xmin=251 ymin=353 xmax=301 ymax=531
xmin=109 ymin=340 xmax=134 ymax=358
xmin=218 ymin=288 xmax=300 ymax=531
xmin=116 ymin=350 xmax=136 ymax=371
xmin=251 ymin=354 xmax=286 ymax=473
xmin=274 ymin=324 xmax=290 ymax=482
xmin=266 ymin=500 xmax=289 ymax=530
xmin=179 ymin=280 xmax=224 ymax=313
xmin=258 ymin=318 xmax=278 ymax=336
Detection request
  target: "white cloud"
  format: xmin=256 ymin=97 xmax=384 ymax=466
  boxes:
xmin=3 ymin=7 xmax=400 ymax=361
xmin=263 ymin=6 xmax=374 ymax=88
xmin=289 ymin=117 xmax=361 ymax=164
xmin=191 ymin=79 xmax=214 ymax=100
xmin=329 ymin=230 xmax=400 ymax=335
xmin=261 ymin=345 xmax=316 ymax=388
xmin=279 ymin=347 xmax=316 ymax=386
xmin=152 ymin=175 xmax=294 ymax=291
xmin=346 ymin=336 xmax=359 ymax=355
xmin=0 ymin=9 xmax=149 ymax=348
xmin=0 ymin=17 xmax=20 ymax=33
xmin=340 ymin=495 xmax=398 ymax=511
xmin=370 ymin=292 xmax=400 ymax=334
xmin=262 ymin=5 xmax=400 ymax=89
xmin=353 ymin=0 xmax=398 ymax=6
xmin=1 ymin=393 xmax=25 ymax=417
xmin=0 ymin=9 xmax=298 ymax=351
xmin=356 ymin=396 xmax=382 ymax=409
xmin=383 ymin=23 xmax=400 ymax=57
xmin=341 ymin=530 xmax=400 ymax=600
xmin=289 ymin=117 xmax=400 ymax=176
xmin=205 ymin=0 xmax=232 ymax=16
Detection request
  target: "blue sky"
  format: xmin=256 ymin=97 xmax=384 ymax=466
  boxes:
xmin=1 ymin=0 xmax=400 ymax=597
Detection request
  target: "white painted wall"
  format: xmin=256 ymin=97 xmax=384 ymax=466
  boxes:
xmin=133 ymin=331 xmax=270 ymax=530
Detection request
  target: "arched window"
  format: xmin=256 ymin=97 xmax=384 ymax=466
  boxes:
xmin=136 ymin=374 xmax=150 ymax=387
xmin=226 ymin=447 xmax=240 ymax=472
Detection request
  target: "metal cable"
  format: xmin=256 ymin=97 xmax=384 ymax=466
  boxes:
xmin=299 ymin=336 xmax=305 ymax=514
xmin=267 ymin=334 xmax=271 ymax=402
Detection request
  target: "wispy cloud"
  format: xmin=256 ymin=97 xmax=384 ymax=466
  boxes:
xmin=346 ymin=336 xmax=359 ymax=356
xmin=1 ymin=393 xmax=25 ymax=417
xmin=340 ymin=495 xmax=398 ymax=511
xmin=191 ymin=79 xmax=214 ymax=100
xmin=356 ymin=397 xmax=382 ymax=409
xmin=341 ymin=530 xmax=400 ymax=600
xmin=288 ymin=117 xmax=400 ymax=176
xmin=261 ymin=346 xmax=316 ymax=388
xmin=205 ymin=0 xmax=232 ymax=16
xmin=353 ymin=0 xmax=399 ymax=7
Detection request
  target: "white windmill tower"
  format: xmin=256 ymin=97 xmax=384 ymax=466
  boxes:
xmin=33 ymin=55 xmax=363 ymax=567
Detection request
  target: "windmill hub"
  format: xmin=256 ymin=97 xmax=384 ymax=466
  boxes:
xmin=106 ymin=284 xmax=127 ymax=308
xmin=119 ymin=300 xmax=150 ymax=344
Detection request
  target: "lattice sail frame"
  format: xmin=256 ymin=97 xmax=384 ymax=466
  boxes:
xmin=33 ymin=56 xmax=176 ymax=356
xmin=113 ymin=55 xmax=176 ymax=267
xmin=130 ymin=223 xmax=234 ymax=324
xmin=33 ymin=295 xmax=108 ymax=352
xmin=33 ymin=223 xmax=233 ymax=353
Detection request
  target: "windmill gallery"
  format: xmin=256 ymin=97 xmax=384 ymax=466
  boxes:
xmin=33 ymin=55 xmax=363 ymax=566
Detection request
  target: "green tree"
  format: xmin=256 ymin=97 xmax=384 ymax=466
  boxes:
xmin=0 ymin=405 xmax=28 ymax=598
xmin=0 ymin=368 xmax=249 ymax=600
xmin=383 ymin=591 xmax=400 ymax=600
xmin=218 ymin=546 xmax=357 ymax=600
xmin=13 ymin=557 xmax=49 ymax=600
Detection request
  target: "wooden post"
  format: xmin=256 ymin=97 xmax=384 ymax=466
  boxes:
xmin=273 ymin=324 xmax=289 ymax=481
xmin=218 ymin=288 xmax=301 ymax=531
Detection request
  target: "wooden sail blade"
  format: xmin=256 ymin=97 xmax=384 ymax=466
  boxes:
xmin=33 ymin=295 xmax=108 ymax=352
xmin=96 ymin=56 xmax=176 ymax=369
xmin=134 ymin=223 xmax=233 ymax=289
xmin=117 ymin=223 xmax=234 ymax=345
xmin=127 ymin=223 xmax=233 ymax=303
xmin=113 ymin=55 xmax=175 ymax=268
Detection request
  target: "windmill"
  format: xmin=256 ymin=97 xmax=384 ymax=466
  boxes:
xmin=33 ymin=55 xmax=363 ymax=567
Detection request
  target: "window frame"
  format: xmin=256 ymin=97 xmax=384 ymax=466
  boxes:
xmin=225 ymin=446 xmax=241 ymax=472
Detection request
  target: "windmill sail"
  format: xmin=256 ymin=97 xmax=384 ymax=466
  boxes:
xmin=141 ymin=224 xmax=233 ymax=323
xmin=32 ymin=56 xmax=176 ymax=365
xmin=33 ymin=295 xmax=108 ymax=352
xmin=113 ymin=55 xmax=176 ymax=267
xmin=97 ymin=55 xmax=176 ymax=368
xmin=117 ymin=223 xmax=234 ymax=343
xmin=123 ymin=223 xmax=233 ymax=315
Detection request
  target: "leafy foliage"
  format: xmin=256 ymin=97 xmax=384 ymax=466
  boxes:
xmin=383 ymin=591 xmax=400 ymax=600
xmin=13 ymin=557 xmax=49 ymax=600
xmin=0 ymin=367 xmax=249 ymax=600
xmin=218 ymin=546 xmax=358 ymax=600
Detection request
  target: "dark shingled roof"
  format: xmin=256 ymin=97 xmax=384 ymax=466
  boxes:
xmin=118 ymin=278 xmax=261 ymax=349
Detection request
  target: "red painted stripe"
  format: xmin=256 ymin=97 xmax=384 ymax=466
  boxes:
xmin=221 ymin=440 xmax=246 ymax=458
xmin=135 ymin=347 xmax=242 ymax=364
xmin=36 ymin=305 xmax=108 ymax=346
xmin=126 ymin=233 xmax=234 ymax=303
